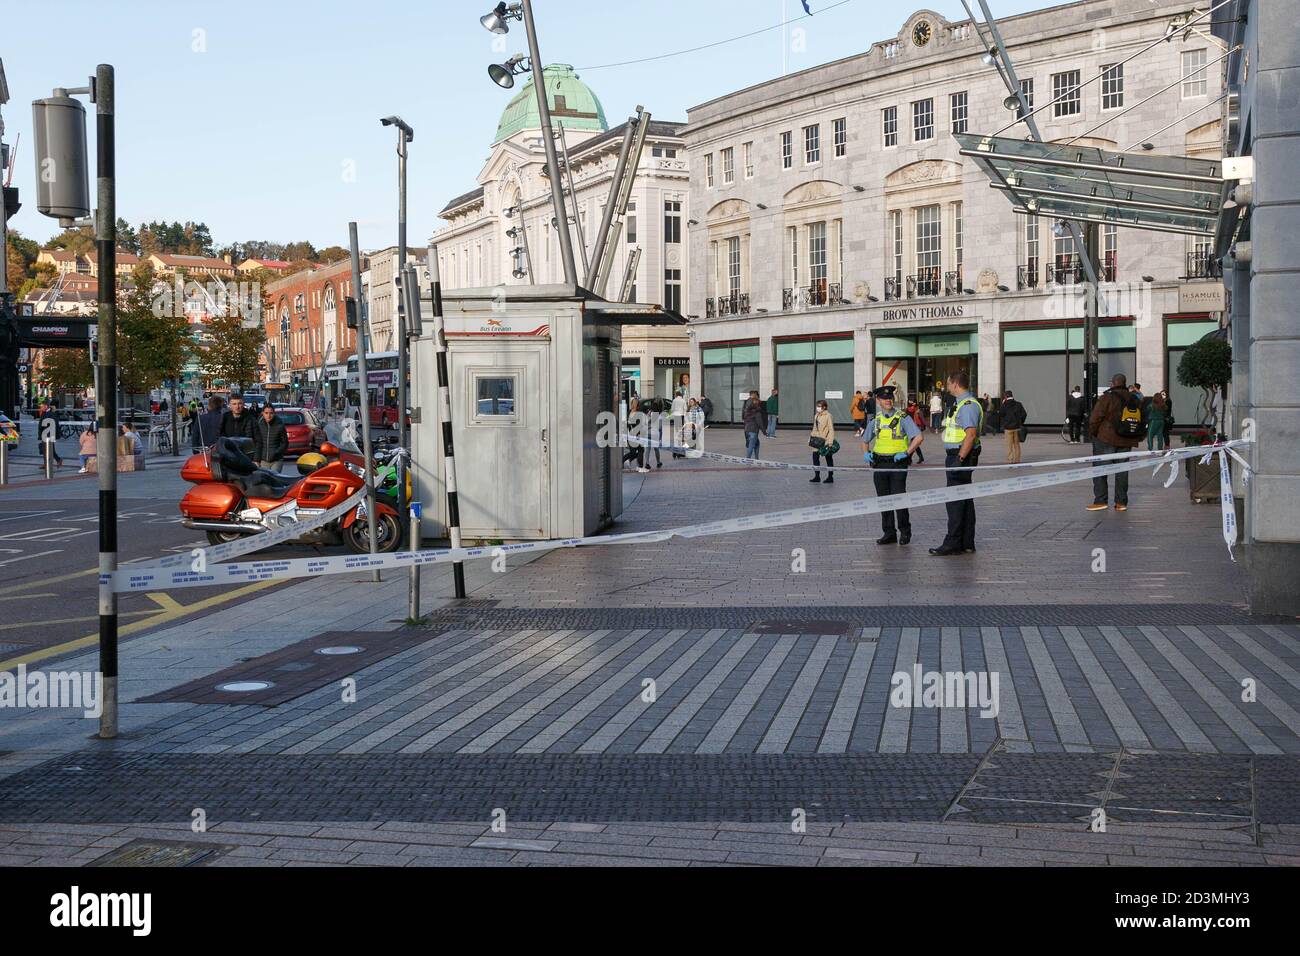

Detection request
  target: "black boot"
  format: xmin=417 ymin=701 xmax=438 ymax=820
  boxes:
xmin=899 ymin=531 xmax=912 ymax=546
xmin=810 ymin=475 xmax=821 ymax=483
xmin=824 ymin=475 xmax=834 ymax=484
xmin=876 ymin=534 xmax=898 ymax=545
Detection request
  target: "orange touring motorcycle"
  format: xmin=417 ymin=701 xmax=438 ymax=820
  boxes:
xmin=179 ymin=437 xmax=403 ymax=553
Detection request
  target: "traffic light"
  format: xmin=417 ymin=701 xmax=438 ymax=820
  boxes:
xmin=345 ymin=297 xmax=358 ymax=330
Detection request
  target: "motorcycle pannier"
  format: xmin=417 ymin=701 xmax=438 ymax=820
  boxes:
xmin=180 ymin=484 xmax=243 ymax=520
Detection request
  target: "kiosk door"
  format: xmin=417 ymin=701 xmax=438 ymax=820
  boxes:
xmin=452 ymin=345 xmax=551 ymax=539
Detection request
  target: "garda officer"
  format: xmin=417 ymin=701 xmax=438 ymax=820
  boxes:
xmin=862 ymin=385 xmax=924 ymax=546
xmin=930 ymin=371 xmax=984 ymax=557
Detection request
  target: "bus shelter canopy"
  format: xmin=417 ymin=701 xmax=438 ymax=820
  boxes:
xmin=956 ymin=133 xmax=1223 ymax=237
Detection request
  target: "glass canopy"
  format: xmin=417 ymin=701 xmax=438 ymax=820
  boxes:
xmin=955 ymin=133 xmax=1223 ymax=236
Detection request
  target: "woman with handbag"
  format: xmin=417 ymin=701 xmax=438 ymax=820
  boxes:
xmin=809 ymin=400 xmax=838 ymax=484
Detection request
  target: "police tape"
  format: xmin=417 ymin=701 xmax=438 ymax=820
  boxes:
xmin=108 ymin=440 xmax=1248 ymax=594
xmin=136 ymin=486 xmax=373 ymax=571
xmin=622 ymin=432 xmax=1222 ymax=473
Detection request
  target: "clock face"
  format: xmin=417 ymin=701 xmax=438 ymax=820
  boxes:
xmin=913 ymin=21 xmax=933 ymax=46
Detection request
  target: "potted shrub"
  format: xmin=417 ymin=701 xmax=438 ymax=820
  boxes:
xmin=1176 ymin=337 xmax=1231 ymax=503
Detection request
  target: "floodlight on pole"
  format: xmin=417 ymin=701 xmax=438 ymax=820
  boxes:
xmin=481 ymin=2 xmax=521 ymax=34
xmin=488 ymin=54 xmax=529 ymax=90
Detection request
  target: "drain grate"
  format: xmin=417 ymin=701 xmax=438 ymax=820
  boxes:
xmin=88 ymin=838 xmax=233 ymax=867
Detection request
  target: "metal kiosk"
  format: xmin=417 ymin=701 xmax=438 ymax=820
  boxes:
xmin=410 ymin=285 xmax=681 ymax=542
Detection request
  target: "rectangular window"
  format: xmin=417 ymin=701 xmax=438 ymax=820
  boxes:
xmin=651 ymin=146 xmax=677 ymax=158
xmin=473 ymin=374 xmax=519 ymax=422
xmin=721 ymin=147 xmax=735 ymax=184
xmin=705 ymin=153 xmax=715 ymax=188
xmin=804 ymin=124 xmax=820 ymax=164
xmin=1104 ymin=222 xmax=1118 ymax=279
xmin=890 ymin=209 xmax=903 ymax=286
xmin=789 ymin=226 xmax=799 ymax=288
xmin=1018 ymin=78 xmax=1034 ymax=118
xmin=912 ymin=98 xmax=934 ymax=142
xmin=727 ymin=236 xmax=741 ymax=296
xmin=950 ymin=91 xmax=968 ymax=134
xmin=626 ymin=201 xmax=637 ymax=244
xmin=781 ymin=131 xmax=793 ymax=169
xmin=915 ymin=205 xmax=941 ymax=274
xmin=664 ymin=200 xmax=682 ymax=244
xmin=1101 ymin=63 xmax=1124 ymax=110
xmin=1181 ymin=49 xmax=1208 ymax=98
xmin=882 ymin=106 xmax=898 ymax=148
xmin=1025 ymin=214 xmax=1039 ymax=273
xmin=663 ymin=269 xmax=682 ymax=313
xmin=953 ymin=201 xmax=963 ymax=274
xmin=743 ymin=141 xmax=754 ymax=178
xmin=808 ymin=222 xmax=828 ymax=286
xmin=1052 ymin=70 xmax=1081 ymax=117
xmin=833 ymin=118 xmax=847 ymax=157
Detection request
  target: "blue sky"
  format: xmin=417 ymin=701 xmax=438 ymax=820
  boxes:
xmin=3 ymin=0 xmax=1049 ymax=251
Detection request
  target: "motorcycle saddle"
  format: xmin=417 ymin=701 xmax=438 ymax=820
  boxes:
xmin=236 ymin=470 xmax=299 ymax=499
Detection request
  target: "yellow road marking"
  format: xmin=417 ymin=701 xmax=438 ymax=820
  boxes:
xmin=148 ymin=593 xmax=185 ymax=613
xmin=0 ymin=568 xmax=95 ymax=596
xmin=0 ymin=579 xmax=282 ymax=671
xmin=3 ymin=592 xmax=57 ymax=601
xmin=0 ymin=610 xmax=156 ymax=631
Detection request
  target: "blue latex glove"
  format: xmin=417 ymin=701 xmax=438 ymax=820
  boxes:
xmin=893 ymin=451 xmax=910 ymax=462
xmin=863 ymin=452 xmax=872 ymax=464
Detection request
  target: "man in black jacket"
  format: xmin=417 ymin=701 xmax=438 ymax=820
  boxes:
xmin=220 ymin=395 xmax=258 ymax=442
xmin=36 ymin=400 xmax=64 ymax=468
xmin=1000 ymin=391 xmax=1027 ymax=464
xmin=1066 ymin=386 xmax=1086 ymax=444
xmin=192 ymin=396 xmax=226 ymax=451
xmin=254 ymin=405 xmax=289 ymax=473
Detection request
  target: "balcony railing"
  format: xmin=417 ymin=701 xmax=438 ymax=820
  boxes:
xmin=1018 ymin=262 xmax=1040 ymax=290
xmin=1184 ymin=251 xmax=1222 ymax=280
xmin=944 ymin=268 xmax=964 ymax=296
xmin=717 ymin=292 xmax=751 ymax=316
xmin=907 ymin=268 xmax=941 ymax=298
xmin=884 ymin=276 xmax=902 ymax=301
xmin=1046 ymin=256 xmax=1084 ymax=286
xmin=781 ymin=282 xmax=842 ymax=310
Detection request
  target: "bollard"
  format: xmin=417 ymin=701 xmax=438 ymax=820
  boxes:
xmin=43 ymin=439 xmax=55 ymax=479
xmin=0 ymin=440 xmax=8 ymax=484
xmin=408 ymin=501 xmax=422 ymax=621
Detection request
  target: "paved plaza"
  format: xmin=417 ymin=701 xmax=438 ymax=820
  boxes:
xmin=1 ymin=430 xmax=1297 ymax=867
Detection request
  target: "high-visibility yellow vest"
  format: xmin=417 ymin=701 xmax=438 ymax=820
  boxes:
xmin=942 ymin=397 xmax=984 ymax=446
xmin=872 ymin=412 xmax=909 ymax=455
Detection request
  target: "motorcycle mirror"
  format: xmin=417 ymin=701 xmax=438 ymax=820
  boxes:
xmin=320 ymin=442 xmax=340 ymax=457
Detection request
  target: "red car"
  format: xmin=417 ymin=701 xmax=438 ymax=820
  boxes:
xmin=275 ymin=408 xmax=327 ymax=456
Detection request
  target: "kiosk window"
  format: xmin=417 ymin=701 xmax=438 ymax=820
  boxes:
xmin=474 ymin=374 xmax=519 ymax=422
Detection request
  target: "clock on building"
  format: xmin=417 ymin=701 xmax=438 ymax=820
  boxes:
xmin=912 ymin=20 xmax=933 ymax=46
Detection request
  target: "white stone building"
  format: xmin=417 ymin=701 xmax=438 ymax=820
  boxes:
xmin=684 ymin=0 xmax=1225 ymax=425
xmin=433 ymin=64 xmax=692 ymax=400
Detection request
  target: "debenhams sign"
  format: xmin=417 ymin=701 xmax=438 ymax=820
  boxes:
xmin=880 ymin=303 xmax=968 ymax=322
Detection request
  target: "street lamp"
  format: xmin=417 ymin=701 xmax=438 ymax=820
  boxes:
xmin=488 ymin=54 xmax=529 ymax=90
xmin=480 ymin=0 xmax=578 ymax=287
xmin=481 ymin=1 xmax=520 ymax=34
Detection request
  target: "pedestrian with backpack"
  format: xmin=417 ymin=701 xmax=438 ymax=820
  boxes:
xmin=1087 ymin=373 xmax=1146 ymax=512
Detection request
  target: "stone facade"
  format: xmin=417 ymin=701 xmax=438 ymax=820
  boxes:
xmin=433 ymin=66 xmax=692 ymax=399
xmin=1217 ymin=0 xmax=1300 ymax=614
xmin=262 ymin=259 xmax=359 ymax=393
xmin=683 ymin=0 xmax=1225 ymax=425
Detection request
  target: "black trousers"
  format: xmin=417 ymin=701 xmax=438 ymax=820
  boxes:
xmin=942 ymin=447 xmax=980 ymax=551
xmin=872 ymin=457 xmax=911 ymax=535
xmin=1068 ymin=415 xmax=1084 ymax=443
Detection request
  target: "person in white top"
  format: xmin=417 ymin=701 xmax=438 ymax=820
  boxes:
xmin=929 ymin=392 xmax=944 ymax=433
xmin=670 ymin=390 xmax=688 ymax=459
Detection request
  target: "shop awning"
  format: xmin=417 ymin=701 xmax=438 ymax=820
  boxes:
xmin=956 ymin=133 xmax=1223 ymax=237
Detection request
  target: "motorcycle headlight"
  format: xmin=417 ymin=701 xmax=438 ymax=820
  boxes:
xmin=345 ymin=462 xmax=366 ymax=478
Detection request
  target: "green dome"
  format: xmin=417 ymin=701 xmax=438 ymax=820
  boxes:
xmin=494 ymin=64 xmax=608 ymax=143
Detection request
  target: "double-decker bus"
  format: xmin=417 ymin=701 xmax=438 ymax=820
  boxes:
xmin=345 ymin=352 xmax=400 ymax=428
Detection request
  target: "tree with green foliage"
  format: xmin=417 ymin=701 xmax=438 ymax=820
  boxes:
xmin=1177 ymin=336 xmax=1232 ymax=435
xmin=115 ymin=263 xmax=192 ymax=404
xmin=202 ymin=312 xmax=265 ymax=392
xmin=37 ymin=347 xmax=94 ymax=392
